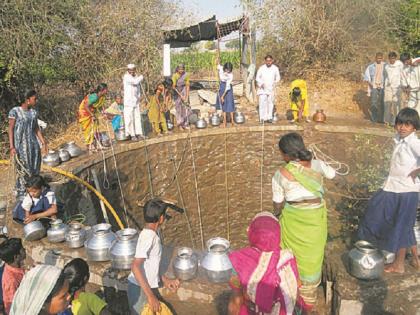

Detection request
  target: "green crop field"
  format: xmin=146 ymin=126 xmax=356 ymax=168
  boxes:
xmin=171 ymin=51 xmax=240 ymax=73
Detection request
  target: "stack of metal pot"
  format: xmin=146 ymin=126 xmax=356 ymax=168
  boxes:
xmin=85 ymin=223 xmax=116 ymax=262
xmin=201 ymin=237 xmax=233 ymax=283
xmin=348 ymin=240 xmax=384 ymax=280
xmin=172 ymin=247 xmax=198 ymax=281
xmin=110 ymin=228 xmax=139 ymax=270
xmin=65 ymin=222 xmax=87 ymax=248
xmin=47 ymin=219 xmax=68 ymax=243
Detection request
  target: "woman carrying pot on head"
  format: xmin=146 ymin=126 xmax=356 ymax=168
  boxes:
xmin=147 ymin=79 xmax=174 ymax=136
xmin=77 ymin=83 xmax=108 ymax=152
xmin=228 ymin=212 xmax=307 ymax=315
xmin=215 ymin=60 xmax=235 ymax=128
xmin=8 ymin=90 xmax=48 ymax=198
xmin=10 ymin=264 xmax=70 ymax=315
xmin=272 ymin=132 xmax=335 ymax=307
xmin=172 ymin=64 xmax=191 ymax=130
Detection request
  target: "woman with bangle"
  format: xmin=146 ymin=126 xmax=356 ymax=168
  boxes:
xmin=77 ymin=83 xmax=108 ymax=152
xmin=8 ymin=90 xmax=48 ymax=198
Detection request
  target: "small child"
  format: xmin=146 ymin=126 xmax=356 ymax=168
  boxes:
xmin=216 ymin=62 xmax=235 ymax=127
xmin=0 ymin=238 xmax=26 ymax=314
xmin=60 ymin=258 xmax=111 ymax=315
xmin=13 ymin=175 xmax=57 ymax=224
xmin=127 ymin=198 xmax=179 ymax=314
xmin=358 ymin=108 xmax=420 ymax=273
xmin=105 ymin=94 xmax=124 ymax=133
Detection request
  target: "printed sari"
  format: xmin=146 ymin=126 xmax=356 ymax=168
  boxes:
xmin=277 ymin=162 xmax=327 ymax=305
xmin=77 ymin=93 xmax=106 ymax=144
xmin=229 ymin=212 xmax=307 ymax=315
xmin=172 ymin=72 xmax=191 ymax=128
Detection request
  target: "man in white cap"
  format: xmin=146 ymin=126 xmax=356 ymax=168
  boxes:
xmin=123 ymin=64 xmax=144 ymax=140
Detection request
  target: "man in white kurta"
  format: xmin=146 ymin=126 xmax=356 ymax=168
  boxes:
xmin=123 ymin=64 xmax=144 ymax=140
xmin=400 ymin=54 xmax=420 ymax=113
xmin=384 ymin=52 xmax=404 ymax=125
xmin=256 ymin=55 xmax=281 ymax=123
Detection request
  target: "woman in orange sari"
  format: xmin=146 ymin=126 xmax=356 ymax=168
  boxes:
xmin=77 ymin=83 xmax=108 ymax=151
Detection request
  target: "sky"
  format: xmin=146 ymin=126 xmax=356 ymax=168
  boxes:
xmin=180 ymin=0 xmax=243 ymax=21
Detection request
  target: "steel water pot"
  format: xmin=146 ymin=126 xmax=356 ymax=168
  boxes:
xmin=24 ymin=220 xmax=46 ymax=241
xmin=42 ymin=150 xmax=60 ymax=167
xmin=210 ymin=114 xmax=221 ymax=127
xmin=115 ymin=128 xmax=128 ymax=141
xmin=65 ymin=222 xmax=87 ymax=248
xmin=173 ymin=247 xmax=198 ymax=281
xmin=58 ymin=149 xmax=71 ymax=162
xmin=47 ymin=219 xmax=68 ymax=243
xmin=63 ymin=141 xmax=83 ymax=157
xmin=201 ymin=237 xmax=233 ymax=283
xmin=348 ymin=240 xmax=384 ymax=280
xmin=85 ymin=223 xmax=116 ymax=261
xmin=414 ymin=213 xmax=420 ymax=253
xmin=195 ymin=118 xmax=208 ymax=129
xmin=233 ymin=112 xmax=245 ymax=124
xmin=110 ymin=228 xmax=139 ymax=270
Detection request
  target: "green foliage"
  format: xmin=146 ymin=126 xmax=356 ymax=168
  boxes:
xmin=171 ymin=51 xmax=240 ymax=73
xmin=204 ymin=41 xmax=216 ymax=50
xmin=398 ymin=0 xmax=420 ymax=55
xmin=225 ymin=40 xmax=240 ymax=50
xmin=352 ymin=134 xmax=393 ymax=193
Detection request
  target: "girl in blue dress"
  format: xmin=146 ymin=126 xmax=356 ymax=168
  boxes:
xmin=216 ymin=62 xmax=235 ymax=128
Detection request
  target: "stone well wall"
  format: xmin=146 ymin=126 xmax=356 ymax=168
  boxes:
xmin=55 ymin=125 xmax=392 ymax=251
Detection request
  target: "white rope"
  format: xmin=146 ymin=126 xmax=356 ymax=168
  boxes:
xmin=224 ymin=131 xmax=230 ymax=241
xmin=260 ymin=121 xmax=265 ymax=212
xmin=104 ymin=121 xmax=130 ymax=227
xmin=187 ymin=126 xmax=205 ymax=250
xmin=308 ymin=143 xmax=350 ymax=176
xmin=93 ymin=132 xmax=110 ymax=190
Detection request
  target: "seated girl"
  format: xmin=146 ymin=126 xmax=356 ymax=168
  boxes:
xmin=13 ymin=175 xmax=57 ymax=224
xmin=62 ymin=258 xmax=111 ymax=315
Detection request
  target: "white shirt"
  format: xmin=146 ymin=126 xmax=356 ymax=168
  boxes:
xmin=128 ymin=228 xmax=162 ymax=288
xmin=384 ymin=60 xmax=403 ymax=89
xmin=217 ymin=65 xmax=233 ymax=92
xmin=401 ymin=57 xmax=420 ymax=89
xmin=272 ymin=160 xmax=335 ymax=206
xmin=383 ymin=132 xmax=420 ymax=193
xmin=123 ymin=72 xmax=144 ymax=108
xmin=256 ymin=64 xmax=280 ymax=95
xmin=22 ymin=190 xmax=56 ymax=211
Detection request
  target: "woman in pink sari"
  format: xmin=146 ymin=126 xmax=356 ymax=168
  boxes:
xmin=228 ymin=212 xmax=307 ymax=315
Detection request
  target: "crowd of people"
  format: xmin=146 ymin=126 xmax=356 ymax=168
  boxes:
xmin=364 ymin=52 xmax=420 ymax=125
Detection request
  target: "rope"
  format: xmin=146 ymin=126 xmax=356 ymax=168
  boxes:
xmin=224 ymin=132 xmax=230 ymax=241
xmin=168 ymin=144 xmax=196 ymax=248
xmin=104 ymin=120 xmax=130 ymax=227
xmin=187 ymin=127 xmax=205 ymax=250
xmin=260 ymin=121 xmax=265 ymax=212
xmin=93 ymin=132 xmax=110 ymax=190
xmin=308 ymin=143 xmax=350 ymax=176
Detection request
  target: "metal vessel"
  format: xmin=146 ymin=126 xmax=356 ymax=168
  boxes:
xmin=65 ymin=222 xmax=87 ymax=248
xmin=85 ymin=223 xmax=116 ymax=261
xmin=110 ymin=228 xmax=139 ymax=270
xmin=210 ymin=114 xmax=221 ymax=127
xmin=115 ymin=128 xmax=128 ymax=141
xmin=313 ymin=109 xmax=326 ymax=123
xmin=234 ymin=112 xmax=245 ymax=124
xmin=173 ymin=247 xmax=198 ymax=281
xmin=195 ymin=118 xmax=208 ymax=129
xmin=24 ymin=221 xmax=46 ymax=241
xmin=348 ymin=240 xmax=384 ymax=280
xmin=58 ymin=149 xmax=71 ymax=162
xmin=63 ymin=141 xmax=83 ymax=157
xmin=167 ymin=121 xmax=174 ymax=131
xmin=381 ymin=250 xmax=395 ymax=265
xmin=201 ymin=237 xmax=233 ymax=283
xmin=42 ymin=150 xmax=60 ymax=167
xmin=47 ymin=219 xmax=68 ymax=243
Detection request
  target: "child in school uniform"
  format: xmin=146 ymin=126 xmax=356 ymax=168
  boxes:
xmin=13 ymin=175 xmax=57 ymax=224
xmin=127 ymin=198 xmax=179 ymax=314
xmin=358 ymin=108 xmax=420 ymax=273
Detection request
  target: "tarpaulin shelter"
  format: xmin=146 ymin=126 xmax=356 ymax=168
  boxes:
xmin=163 ymin=16 xmax=246 ymax=48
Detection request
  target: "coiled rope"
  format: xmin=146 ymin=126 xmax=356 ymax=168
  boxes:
xmin=308 ymin=143 xmax=350 ymax=176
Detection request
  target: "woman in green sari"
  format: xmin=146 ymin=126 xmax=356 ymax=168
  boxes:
xmin=272 ymin=132 xmax=335 ymax=307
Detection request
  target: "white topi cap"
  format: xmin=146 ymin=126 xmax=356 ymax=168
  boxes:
xmin=127 ymin=64 xmax=136 ymax=70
